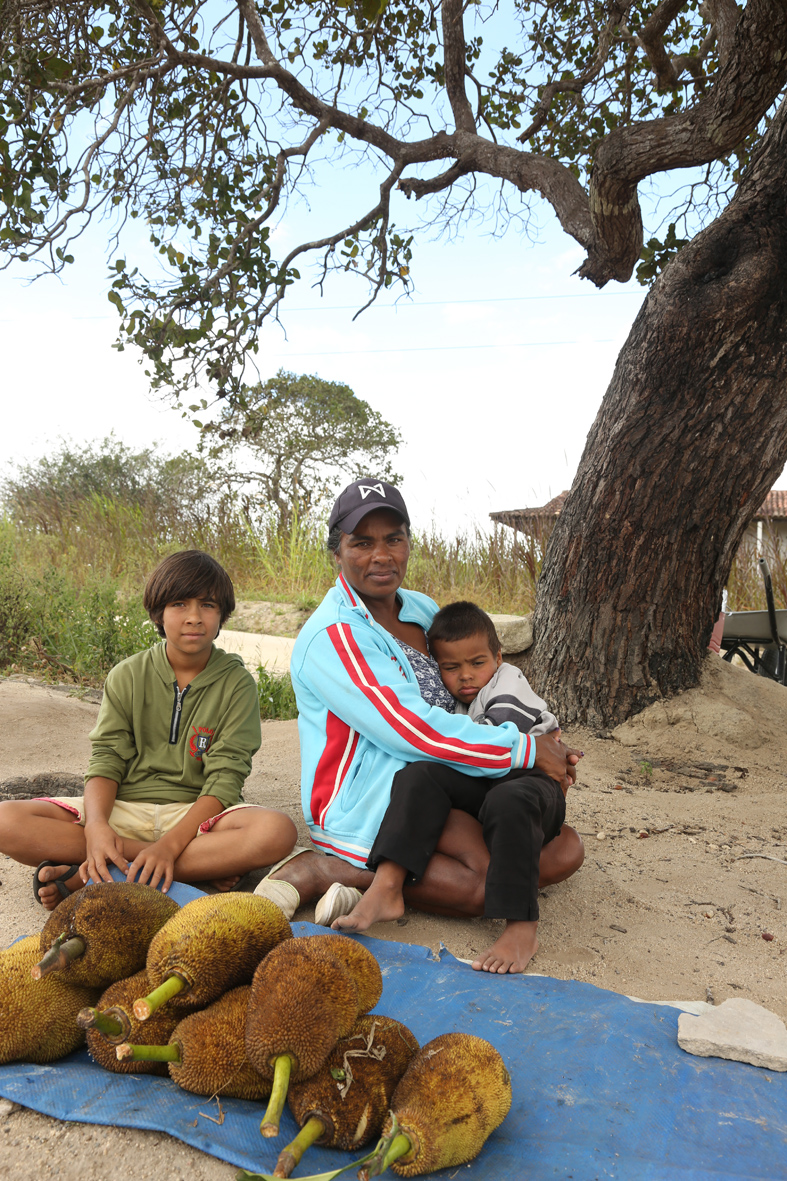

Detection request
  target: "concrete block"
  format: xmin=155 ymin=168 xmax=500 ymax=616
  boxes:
xmin=489 ymin=613 xmax=533 ymax=654
xmin=677 ymin=998 xmax=787 ymax=1071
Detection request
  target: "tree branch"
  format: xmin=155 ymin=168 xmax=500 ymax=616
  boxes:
xmin=580 ymin=0 xmax=787 ymax=284
xmin=441 ymin=0 xmax=475 ymax=133
xmin=703 ymin=0 xmax=741 ymax=66
xmin=517 ymin=2 xmax=634 ymax=144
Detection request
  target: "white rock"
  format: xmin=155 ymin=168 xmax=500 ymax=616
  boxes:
xmin=677 ymin=998 xmax=787 ymax=1071
xmin=0 ymin=1099 xmax=18 ymax=1117
xmin=489 ymin=613 xmax=533 ymax=654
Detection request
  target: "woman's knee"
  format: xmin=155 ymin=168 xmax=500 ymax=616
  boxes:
xmin=539 ymin=824 xmax=584 ymax=886
xmin=435 ymin=809 xmax=488 ymax=874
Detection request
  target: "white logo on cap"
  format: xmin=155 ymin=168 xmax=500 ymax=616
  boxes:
xmin=359 ymin=483 xmax=385 ymax=500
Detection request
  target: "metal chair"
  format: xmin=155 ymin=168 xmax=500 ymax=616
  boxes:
xmin=721 ymin=557 xmax=787 ymax=683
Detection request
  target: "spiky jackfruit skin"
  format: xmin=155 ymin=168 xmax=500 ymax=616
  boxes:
xmin=302 ymin=935 xmax=383 ymax=1014
xmin=383 ymin=1033 xmax=512 ymax=1176
xmin=289 ymin=1014 xmax=419 ymax=1150
xmin=168 ymin=986 xmax=271 ymax=1100
xmin=245 ymin=937 xmax=360 ymax=1083
xmin=39 ymin=882 xmax=180 ymax=989
xmin=145 ymin=892 xmax=292 ymax=1007
xmin=86 ymin=970 xmax=182 ymax=1076
xmin=0 ymin=936 xmax=99 ymax=1064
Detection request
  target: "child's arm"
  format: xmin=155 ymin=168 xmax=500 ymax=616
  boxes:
xmin=81 ymin=776 xmax=129 ymax=885
xmin=468 ymin=664 xmax=559 ymax=735
xmin=124 ymin=795 xmax=225 ymax=893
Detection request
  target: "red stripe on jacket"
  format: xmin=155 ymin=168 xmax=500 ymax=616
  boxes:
xmin=327 ymin=622 xmax=516 ymax=769
xmin=311 ymin=710 xmax=359 ymax=826
xmin=310 ymin=835 xmax=368 ymax=863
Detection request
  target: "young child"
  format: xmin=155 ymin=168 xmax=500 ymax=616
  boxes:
xmin=332 ymin=601 xmax=577 ymax=974
xmin=0 ymin=550 xmax=297 ymax=910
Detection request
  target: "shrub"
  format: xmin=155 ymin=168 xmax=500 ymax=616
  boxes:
xmin=256 ymin=666 xmax=298 ymax=721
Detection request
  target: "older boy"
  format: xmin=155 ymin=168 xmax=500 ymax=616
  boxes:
xmin=0 ymin=550 xmax=296 ymax=910
xmin=332 ymin=601 xmax=577 ymax=974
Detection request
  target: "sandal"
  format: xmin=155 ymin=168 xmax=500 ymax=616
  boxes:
xmin=252 ymin=846 xmax=314 ymax=920
xmin=33 ymin=861 xmax=80 ymax=906
xmin=314 ymin=882 xmax=364 ymax=927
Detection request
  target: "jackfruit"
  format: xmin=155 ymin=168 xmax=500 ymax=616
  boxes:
xmin=135 ymin=892 xmax=291 ymax=1019
xmin=118 ymin=986 xmax=271 ymax=1100
xmin=35 ymin=881 xmax=179 ymax=989
xmin=245 ymin=936 xmax=361 ymax=1138
xmin=79 ymin=969 xmax=184 ymax=1076
xmin=0 ymin=935 xmax=99 ymax=1064
xmin=274 ymin=1014 xmax=419 ymax=1178
xmin=301 ymin=933 xmax=383 ymax=1013
xmin=359 ymin=1032 xmax=512 ymax=1177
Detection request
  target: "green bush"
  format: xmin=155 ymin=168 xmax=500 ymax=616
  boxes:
xmin=256 ymin=665 xmax=298 ymax=721
xmin=0 ymin=521 xmax=32 ymax=664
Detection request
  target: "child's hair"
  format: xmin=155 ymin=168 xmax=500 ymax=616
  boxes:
xmin=427 ymin=601 xmax=501 ymax=655
xmin=143 ymin=550 xmax=235 ymax=638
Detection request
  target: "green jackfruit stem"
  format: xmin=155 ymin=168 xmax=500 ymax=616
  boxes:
xmin=115 ymin=1042 xmax=181 ymax=1064
xmin=260 ymin=1054 xmax=293 ymax=1138
xmin=273 ymin=1115 xmax=325 ymax=1177
xmin=31 ymin=935 xmax=86 ymax=980
xmin=133 ymin=973 xmax=186 ymax=1020
xmin=77 ymin=1006 xmax=125 ymax=1037
xmin=359 ymin=1121 xmax=410 ymax=1180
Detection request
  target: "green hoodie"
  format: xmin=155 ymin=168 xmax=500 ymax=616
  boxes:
xmin=86 ymin=642 xmax=262 ymax=810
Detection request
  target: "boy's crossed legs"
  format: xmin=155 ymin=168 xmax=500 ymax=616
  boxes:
xmin=0 ymin=798 xmax=297 ymax=910
xmin=332 ymin=761 xmax=565 ymax=974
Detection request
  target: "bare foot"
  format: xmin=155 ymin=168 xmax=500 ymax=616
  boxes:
xmin=208 ymin=875 xmax=242 ymax=892
xmin=36 ymin=864 xmax=83 ymax=912
xmin=332 ymin=878 xmax=405 ymax=933
xmin=472 ymin=920 xmax=538 ymax=974
xmin=270 ymin=851 xmax=371 ymax=905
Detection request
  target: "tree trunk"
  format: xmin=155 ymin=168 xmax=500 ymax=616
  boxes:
xmin=527 ymin=96 xmax=787 ymax=730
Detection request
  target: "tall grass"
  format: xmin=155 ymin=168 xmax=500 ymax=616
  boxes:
xmin=726 ymin=533 xmax=787 ymax=611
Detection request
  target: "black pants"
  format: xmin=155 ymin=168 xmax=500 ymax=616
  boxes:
xmin=366 ymin=761 xmax=566 ymax=922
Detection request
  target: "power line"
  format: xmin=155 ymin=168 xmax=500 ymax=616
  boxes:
xmin=269 ymin=338 xmax=614 ymax=358
xmin=284 ymin=291 xmax=643 ymax=313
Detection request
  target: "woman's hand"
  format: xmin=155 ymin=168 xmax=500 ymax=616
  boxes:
xmin=534 ymin=733 xmax=583 ymax=789
xmin=82 ymin=820 xmax=129 ymax=886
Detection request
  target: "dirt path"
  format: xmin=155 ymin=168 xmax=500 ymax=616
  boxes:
xmin=0 ymin=655 xmax=785 ymax=1178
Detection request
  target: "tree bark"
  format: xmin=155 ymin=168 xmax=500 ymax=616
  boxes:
xmin=527 ymin=95 xmax=787 ymax=729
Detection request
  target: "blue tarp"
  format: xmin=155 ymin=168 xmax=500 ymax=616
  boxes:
xmin=1 ymin=879 xmax=785 ymax=1179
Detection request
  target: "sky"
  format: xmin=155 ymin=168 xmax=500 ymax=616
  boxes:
xmin=4 ymin=5 xmax=785 ymax=541
xmin=0 ymin=198 xmax=648 ymax=537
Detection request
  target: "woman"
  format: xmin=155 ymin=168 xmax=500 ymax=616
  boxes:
xmin=259 ymin=479 xmax=584 ymax=973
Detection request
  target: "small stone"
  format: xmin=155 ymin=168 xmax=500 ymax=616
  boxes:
xmin=596 ymin=831 xmax=606 ymax=840
xmin=637 ymin=830 xmax=649 ymax=839
xmin=762 ymin=932 xmax=775 ymax=941
xmin=678 ymin=999 xmax=787 ymax=1071
xmin=0 ymin=1100 xmax=18 ymax=1118
xmin=489 ymin=613 xmax=533 ymax=654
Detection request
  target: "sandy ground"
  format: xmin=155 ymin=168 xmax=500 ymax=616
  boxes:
xmin=1 ymin=655 xmax=786 ymax=1178
xmin=215 ymin=628 xmax=295 ymax=675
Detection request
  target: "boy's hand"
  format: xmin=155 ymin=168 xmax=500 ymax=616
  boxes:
xmin=126 ymin=839 xmax=178 ymax=894
xmin=82 ymin=821 xmax=129 ymax=886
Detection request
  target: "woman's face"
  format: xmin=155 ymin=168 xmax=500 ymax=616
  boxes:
xmin=334 ymin=508 xmax=410 ymax=602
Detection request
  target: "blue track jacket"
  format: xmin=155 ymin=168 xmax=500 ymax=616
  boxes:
xmin=290 ymin=573 xmax=536 ymax=866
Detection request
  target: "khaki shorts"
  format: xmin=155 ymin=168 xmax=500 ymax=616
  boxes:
xmin=37 ymin=797 xmax=256 ymax=842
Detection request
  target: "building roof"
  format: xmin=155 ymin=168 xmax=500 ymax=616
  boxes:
xmin=759 ymin=490 xmax=787 ymax=518
xmin=490 ymin=491 xmax=569 ymax=532
xmin=490 ymin=489 xmax=787 ymax=532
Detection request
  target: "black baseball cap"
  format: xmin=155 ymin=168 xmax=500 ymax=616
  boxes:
xmin=328 ymin=479 xmax=410 ymax=535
